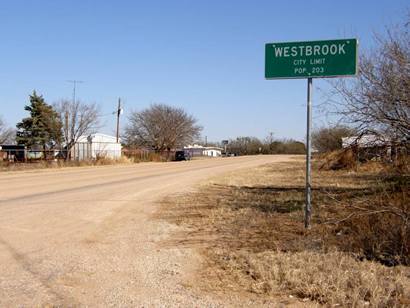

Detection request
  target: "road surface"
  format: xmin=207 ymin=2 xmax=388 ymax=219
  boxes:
xmin=0 ymin=155 xmax=294 ymax=306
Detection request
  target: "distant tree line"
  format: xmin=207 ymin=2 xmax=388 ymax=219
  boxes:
xmin=221 ymin=136 xmax=305 ymax=156
xmin=220 ymin=126 xmax=358 ymax=156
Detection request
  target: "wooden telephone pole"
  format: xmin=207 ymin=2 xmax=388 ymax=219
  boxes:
xmin=116 ymin=98 xmax=121 ymax=143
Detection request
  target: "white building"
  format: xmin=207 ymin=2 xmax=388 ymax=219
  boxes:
xmin=184 ymin=144 xmax=223 ymax=157
xmin=71 ymin=133 xmax=121 ymax=160
xmin=203 ymin=147 xmax=223 ymax=157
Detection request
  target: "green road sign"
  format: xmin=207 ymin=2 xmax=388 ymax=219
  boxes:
xmin=265 ymin=39 xmax=358 ymax=79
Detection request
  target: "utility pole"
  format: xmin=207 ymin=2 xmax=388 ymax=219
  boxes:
xmin=64 ymin=111 xmax=69 ymax=138
xmin=66 ymin=80 xmax=83 ymax=160
xmin=64 ymin=110 xmax=69 ymax=160
xmin=116 ymin=98 xmax=122 ymax=143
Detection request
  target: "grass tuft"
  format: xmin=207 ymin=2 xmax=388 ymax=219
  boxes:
xmin=209 ymin=250 xmax=408 ymax=307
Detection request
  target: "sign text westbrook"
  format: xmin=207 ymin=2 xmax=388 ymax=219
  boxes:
xmin=265 ymin=39 xmax=357 ymax=79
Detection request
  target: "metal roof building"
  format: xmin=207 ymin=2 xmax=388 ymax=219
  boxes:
xmin=71 ymin=133 xmax=121 ymax=160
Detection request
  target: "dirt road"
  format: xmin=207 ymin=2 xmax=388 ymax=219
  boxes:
xmin=0 ymin=155 xmax=295 ymax=307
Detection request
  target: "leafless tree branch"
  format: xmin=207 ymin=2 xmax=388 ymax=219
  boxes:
xmin=325 ymin=18 xmax=410 ymax=142
xmin=124 ymin=104 xmax=202 ymax=152
xmin=54 ymin=100 xmax=100 ymax=159
xmin=0 ymin=116 xmax=15 ymax=144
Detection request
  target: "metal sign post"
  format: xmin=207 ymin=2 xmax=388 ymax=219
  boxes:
xmin=305 ymin=78 xmax=312 ymax=228
xmin=264 ymin=38 xmax=358 ymax=228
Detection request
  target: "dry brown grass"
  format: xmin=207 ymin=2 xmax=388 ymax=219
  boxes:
xmin=318 ymin=148 xmax=358 ymax=171
xmin=0 ymin=156 xmax=133 ymax=172
xmin=126 ymin=152 xmax=170 ymax=163
xmin=207 ymin=250 xmax=408 ymax=307
xmin=159 ymin=157 xmax=410 ymax=306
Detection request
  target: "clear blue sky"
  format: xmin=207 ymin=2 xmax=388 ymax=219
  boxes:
xmin=0 ymin=0 xmax=407 ymax=142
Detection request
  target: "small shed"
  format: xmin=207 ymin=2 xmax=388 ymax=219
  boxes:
xmin=71 ymin=133 xmax=121 ymax=160
xmin=342 ymin=135 xmax=390 ymax=148
xmin=342 ymin=134 xmax=393 ymax=161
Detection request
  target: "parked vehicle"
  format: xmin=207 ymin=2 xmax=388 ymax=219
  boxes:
xmin=175 ymin=150 xmax=191 ymax=161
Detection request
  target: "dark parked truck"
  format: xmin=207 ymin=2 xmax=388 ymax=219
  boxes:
xmin=175 ymin=150 xmax=191 ymax=161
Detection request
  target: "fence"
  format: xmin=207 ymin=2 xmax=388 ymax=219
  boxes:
xmin=0 ymin=148 xmax=122 ymax=163
xmin=71 ymin=142 xmax=121 ymax=160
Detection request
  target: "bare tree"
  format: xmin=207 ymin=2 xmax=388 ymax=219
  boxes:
xmin=54 ymin=100 xmax=100 ymax=159
xmin=0 ymin=116 xmax=15 ymax=144
xmin=228 ymin=136 xmax=263 ymax=155
xmin=312 ymin=125 xmax=356 ymax=153
xmin=124 ymin=104 xmax=202 ymax=152
xmin=327 ymin=19 xmax=409 ymax=142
